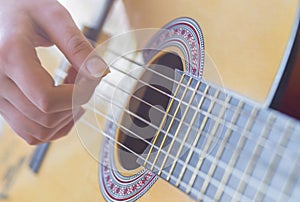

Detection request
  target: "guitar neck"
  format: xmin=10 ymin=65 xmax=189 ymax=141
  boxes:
xmin=139 ymin=70 xmax=300 ymax=201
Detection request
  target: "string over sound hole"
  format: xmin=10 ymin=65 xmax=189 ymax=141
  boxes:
xmin=117 ymin=52 xmax=184 ymax=170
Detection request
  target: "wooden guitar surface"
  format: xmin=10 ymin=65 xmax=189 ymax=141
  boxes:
xmin=0 ymin=1 xmax=299 ymax=201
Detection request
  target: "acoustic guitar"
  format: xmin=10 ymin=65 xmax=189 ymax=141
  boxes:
xmin=0 ymin=0 xmax=300 ymax=201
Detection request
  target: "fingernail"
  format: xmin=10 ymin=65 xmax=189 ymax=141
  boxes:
xmin=86 ymin=56 xmax=110 ymax=78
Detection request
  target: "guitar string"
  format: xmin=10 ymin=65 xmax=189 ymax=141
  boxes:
xmin=200 ymin=97 xmax=244 ymax=200
xmin=104 ymin=50 xmax=296 ymax=136
xmin=79 ymin=117 xmax=253 ymax=201
xmin=97 ymin=68 xmax=297 ymax=163
xmin=94 ymin=76 xmax=300 ymax=200
xmin=213 ymin=106 xmax=259 ymax=200
xmin=80 ymin=102 xmax=291 ymax=201
xmin=99 ymin=63 xmax=297 ymax=157
xmin=147 ymin=75 xmax=193 ymax=170
xmin=157 ymin=79 xmax=203 ymax=176
xmin=94 ymin=81 xmax=295 ymax=164
xmin=169 ymin=84 xmax=214 ymax=185
xmin=100 ymin=78 xmax=207 ymax=136
xmin=106 ymin=62 xmax=291 ymax=138
xmin=88 ymin=90 xmax=296 ymax=199
xmin=185 ymin=89 xmax=229 ymax=193
xmin=278 ymin=142 xmax=300 ymax=201
xmin=58 ymin=50 xmax=298 ymax=180
xmin=232 ymin=113 xmax=275 ymax=201
xmin=87 ymin=99 xmax=294 ymax=201
xmin=67 ymin=58 xmax=296 ymax=167
xmin=253 ymin=120 xmax=294 ymax=201
xmin=56 ymin=53 xmax=298 ymax=199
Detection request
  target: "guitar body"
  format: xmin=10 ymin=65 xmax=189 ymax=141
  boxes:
xmin=0 ymin=1 xmax=299 ymax=201
xmin=122 ymin=0 xmax=299 ymax=103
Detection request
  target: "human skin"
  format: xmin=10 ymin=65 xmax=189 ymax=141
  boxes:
xmin=0 ymin=0 xmax=108 ymax=145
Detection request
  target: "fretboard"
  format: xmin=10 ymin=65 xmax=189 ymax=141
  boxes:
xmin=138 ymin=70 xmax=300 ymax=201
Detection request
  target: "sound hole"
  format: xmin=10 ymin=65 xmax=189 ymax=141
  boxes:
xmin=117 ymin=52 xmax=184 ymax=170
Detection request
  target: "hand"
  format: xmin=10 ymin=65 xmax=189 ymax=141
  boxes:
xmin=0 ymin=0 xmax=108 ymax=145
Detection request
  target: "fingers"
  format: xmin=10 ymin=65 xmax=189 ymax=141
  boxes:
xmin=4 ymin=40 xmax=73 ymax=112
xmin=0 ymin=77 xmax=75 ymax=128
xmin=1 ymin=39 xmax=85 ymax=144
xmin=0 ymin=0 xmax=109 ymax=144
xmin=22 ymin=0 xmax=110 ymax=112
xmin=0 ymin=97 xmax=84 ymax=145
xmin=29 ymin=1 xmax=109 ymax=79
xmin=49 ymin=109 xmax=84 ymax=142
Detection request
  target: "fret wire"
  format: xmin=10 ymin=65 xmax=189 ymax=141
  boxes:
xmin=79 ymin=116 xmax=229 ymax=199
xmin=96 ymin=66 xmax=296 ymax=164
xmin=108 ymin=52 xmax=261 ymax=128
xmin=63 ymin=55 xmax=290 ymax=136
xmin=150 ymin=76 xmax=194 ymax=171
xmin=108 ymin=61 xmax=292 ymax=137
xmin=144 ymin=74 xmax=186 ymax=169
xmin=95 ymin=83 xmax=291 ymax=178
xmin=109 ymin=50 xmax=271 ymax=132
xmin=153 ymin=77 xmax=196 ymax=170
xmin=165 ymin=84 xmax=210 ymax=182
xmin=94 ymin=90 xmax=235 ymax=164
xmin=59 ymin=49 xmax=300 ymax=200
xmin=80 ymin=114 xmax=289 ymax=202
xmin=109 ymin=55 xmax=216 ymax=111
xmin=254 ymin=120 xmax=295 ymax=201
xmin=185 ymin=89 xmax=221 ymax=193
xmin=57 ymin=48 xmax=294 ymax=135
xmin=233 ymin=113 xmax=276 ymax=201
xmin=198 ymin=97 xmax=242 ymax=200
xmin=94 ymin=93 xmax=171 ymax=141
xmin=79 ymin=110 xmax=247 ymax=202
xmin=108 ymin=49 xmax=203 ymax=96
xmin=94 ymin=86 xmax=296 ymax=171
xmin=74 ymin=55 xmax=296 ymax=196
xmin=185 ymin=92 xmax=229 ymax=194
xmin=108 ymin=49 xmax=210 ymax=100
xmin=278 ymin=124 xmax=300 ymax=202
xmin=107 ymin=63 xmax=214 ymax=119
xmin=99 ymin=78 xmax=219 ymax=146
xmin=101 ymin=61 xmax=300 ymax=160
xmin=101 ymin=78 xmax=181 ymax=126
xmin=82 ymin=103 xmax=291 ymax=201
xmin=280 ymin=161 xmax=300 ymax=201
xmin=84 ymin=102 xmax=216 ymax=175
xmin=214 ymin=106 xmax=258 ymax=201
xmin=107 ymin=63 xmax=221 ymax=128
xmin=157 ymin=78 xmax=201 ymax=175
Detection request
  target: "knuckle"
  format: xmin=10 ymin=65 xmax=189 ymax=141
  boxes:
xmin=36 ymin=91 xmax=53 ymax=113
xmin=40 ymin=114 xmax=60 ymax=128
xmin=45 ymin=3 xmax=69 ymax=20
xmin=67 ymin=34 xmax=90 ymax=58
